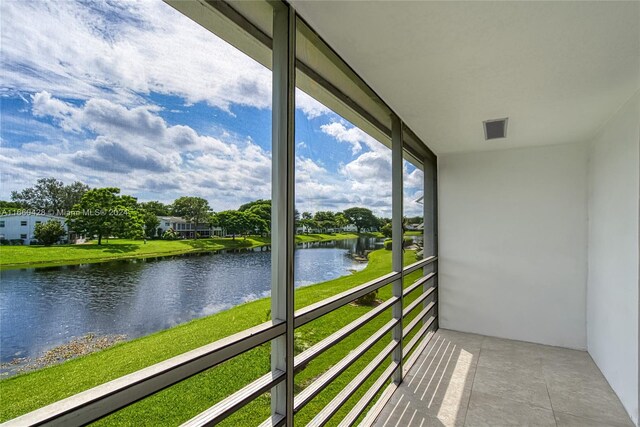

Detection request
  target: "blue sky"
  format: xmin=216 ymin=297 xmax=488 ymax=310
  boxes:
xmin=0 ymin=0 xmax=423 ymax=216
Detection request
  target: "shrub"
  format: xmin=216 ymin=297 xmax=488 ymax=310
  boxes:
xmin=162 ymin=228 xmax=179 ymax=240
xmin=384 ymin=239 xmax=392 ymax=250
xmin=381 ymin=223 xmax=392 ymax=238
xmin=34 ymin=220 xmax=66 ymax=246
xmin=355 ymin=290 xmax=378 ymax=306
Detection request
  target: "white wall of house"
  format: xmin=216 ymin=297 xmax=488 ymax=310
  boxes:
xmin=438 ymin=142 xmax=589 ymax=349
xmin=0 ymin=214 xmax=68 ymax=244
xmin=586 ymin=92 xmax=639 ymax=425
xmin=157 ymin=216 xmax=222 ymax=238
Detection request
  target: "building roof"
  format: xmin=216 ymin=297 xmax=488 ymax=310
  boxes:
xmin=0 ymin=213 xmax=66 ymax=220
xmin=158 ymin=216 xmax=188 ymax=223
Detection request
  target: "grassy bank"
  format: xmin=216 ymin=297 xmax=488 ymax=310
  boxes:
xmin=0 ymin=233 xmax=360 ymax=270
xmin=0 ymin=248 xmax=424 ymax=426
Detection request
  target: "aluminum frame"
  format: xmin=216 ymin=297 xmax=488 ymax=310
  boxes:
xmin=4 ymin=1 xmax=439 ymax=426
xmin=270 ymin=2 xmax=296 ymax=425
xmin=391 ymin=114 xmax=404 ymax=385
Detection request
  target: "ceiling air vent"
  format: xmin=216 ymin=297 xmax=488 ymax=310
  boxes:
xmin=483 ymin=118 xmax=508 ymax=140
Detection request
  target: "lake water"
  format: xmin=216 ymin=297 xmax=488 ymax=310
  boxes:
xmin=0 ymin=237 xmax=382 ymax=365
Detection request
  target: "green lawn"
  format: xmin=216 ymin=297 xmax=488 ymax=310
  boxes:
xmin=0 ymin=233 xmax=360 ymax=270
xmin=0 ymin=248 xmax=426 ymax=426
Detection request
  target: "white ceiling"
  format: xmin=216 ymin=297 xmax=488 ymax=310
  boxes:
xmin=291 ymin=1 xmax=640 ymax=154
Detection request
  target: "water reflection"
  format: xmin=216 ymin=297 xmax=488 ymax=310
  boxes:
xmin=0 ymin=237 xmax=381 ymax=365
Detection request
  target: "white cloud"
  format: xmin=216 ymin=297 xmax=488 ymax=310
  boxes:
xmin=291 ymin=123 xmax=427 ymax=217
xmin=2 ymin=0 xmax=271 ymax=111
xmin=294 ymin=145 xmax=394 ymax=215
xmin=404 ymin=166 xmax=424 ymax=189
xmin=1 ymin=0 xmax=333 ymax=120
xmin=2 ymin=91 xmax=275 ymax=209
xmin=319 ymin=121 xmax=387 ymax=155
xmin=31 ymin=91 xmax=236 ymax=155
xmin=72 ymin=136 xmax=181 ymax=173
xmin=0 ymin=0 xmax=423 ymax=217
xmin=296 ymin=90 xmax=332 ymax=119
xmin=340 ymin=151 xmax=391 ymax=182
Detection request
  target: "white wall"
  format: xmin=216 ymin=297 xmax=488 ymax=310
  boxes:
xmin=0 ymin=214 xmax=67 ymax=245
xmin=438 ymin=142 xmax=588 ymax=349
xmin=587 ymin=92 xmax=639 ymax=425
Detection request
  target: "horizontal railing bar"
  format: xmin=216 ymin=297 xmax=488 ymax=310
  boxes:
xmin=181 ymin=370 xmax=285 ymax=427
xmin=258 ymin=413 xmax=286 ymax=427
xmin=307 ymin=340 xmax=400 ymax=427
xmin=402 ymin=285 xmax=436 ymax=317
xmin=403 ymin=329 xmax=437 ymax=377
xmin=4 ymin=320 xmax=286 ymax=427
xmin=294 ymin=297 xmax=398 ymax=373
xmin=294 ymin=271 xmax=400 ymax=328
xmin=358 ymin=382 xmax=398 ymax=427
xmin=403 ymin=301 xmax=437 ymax=339
xmin=337 ymin=361 xmax=399 ymax=427
xmin=403 ymin=315 xmax=437 ymax=359
xmin=294 ymin=318 xmax=398 ymax=413
xmin=402 ymin=272 xmax=436 ymax=297
xmin=402 ymin=256 xmax=437 ymax=275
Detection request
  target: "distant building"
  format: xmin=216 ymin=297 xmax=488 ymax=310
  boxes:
xmin=296 ymin=223 xmax=359 ymax=234
xmin=0 ymin=214 xmax=69 ymax=245
xmin=296 ymin=225 xmax=311 ymax=234
xmin=157 ymin=216 xmax=223 ymax=239
xmin=341 ymin=224 xmax=358 ymax=233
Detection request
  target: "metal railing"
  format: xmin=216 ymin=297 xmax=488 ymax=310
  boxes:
xmin=3 ymin=321 xmax=285 ymax=426
xmin=3 ymin=0 xmax=439 ymax=425
xmin=4 ymin=256 xmax=437 ymax=427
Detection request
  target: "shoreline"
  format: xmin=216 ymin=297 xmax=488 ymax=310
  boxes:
xmin=0 ymin=249 xmax=422 ymax=425
xmin=1 ymin=246 xmax=374 ymax=375
xmin=0 ymin=232 xmax=380 ymax=271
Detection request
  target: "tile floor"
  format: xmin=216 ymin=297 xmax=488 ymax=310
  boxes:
xmin=373 ymin=329 xmax=634 ymax=427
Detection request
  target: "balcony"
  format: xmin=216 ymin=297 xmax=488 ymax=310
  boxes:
xmin=374 ymin=329 xmax=634 ymax=426
xmin=1 ymin=0 xmax=638 ymax=426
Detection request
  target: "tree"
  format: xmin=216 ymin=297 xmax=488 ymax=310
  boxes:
xmin=34 ymin=220 xmax=66 ymax=246
xmin=246 ymin=203 xmax=271 ymax=231
xmin=237 ymin=200 xmax=271 ymax=233
xmin=172 ymin=197 xmax=210 ymax=239
xmin=63 ymin=181 xmax=91 ymax=212
xmin=139 ymin=201 xmax=171 ymax=216
xmin=299 ymin=211 xmax=316 ymax=234
xmin=342 ymin=207 xmax=379 ymax=233
xmin=244 ymin=212 xmax=268 ymax=237
xmin=140 ymin=210 xmax=160 ymax=238
xmin=378 ymin=217 xmax=392 ymax=226
xmin=381 ymin=222 xmax=392 ymax=238
xmin=0 ymin=200 xmax=24 ymax=214
xmin=314 ymin=211 xmax=335 ymax=232
xmin=211 ymin=210 xmax=247 ymax=240
xmin=334 ymin=213 xmax=349 ymax=231
xmin=11 ymin=177 xmax=89 ymax=213
xmin=238 ymin=199 xmax=270 ymax=212
xmin=405 ymin=216 xmax=423 ymax=225
xmin=66 ymin=188 xmax=144 ymax=245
